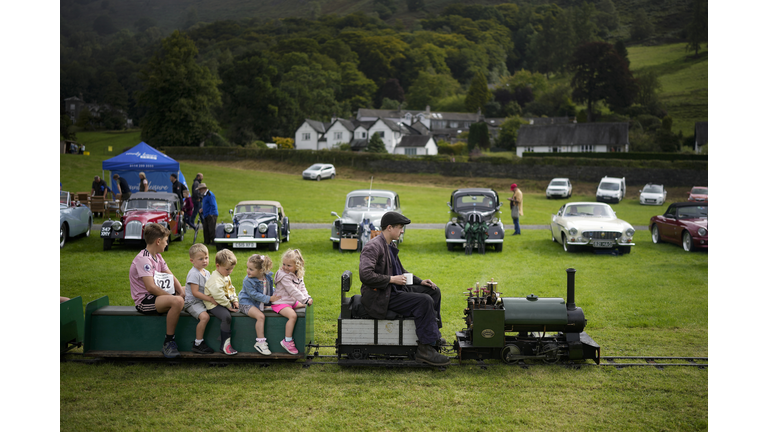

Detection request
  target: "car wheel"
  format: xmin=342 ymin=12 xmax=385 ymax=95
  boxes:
xmin=85 ymin=217 xmax=92 ymax=237
xmin=682 ymin=231 xmax=693 ymax=252
xmin=331 ymin=174 xmax=335 ymax=180
xmin=103 ymin=238 xmax=112 ymax=251
xmin=447 ymin=243 xmax=454 ymax=252
xmin=562 ymin=234 xmax=574 ymax=253
xmin=495 ymin=243 xmax=503 ymax=252
xmin=60 ymin=224 xmax=68 ymax=248
xmin=269 ymin=239 xmax=280 ymax=251
xmin=551 ymin=228 xmax=557 ymax=242
xmin=332 ymin=241 xmax=339 ymax=250
xmin=619 ymin=246 xmax=631 ymax=254
xmin=651 ymin=225 xmax=661 ymax=244
xmin=284 ymin=230 xmax=290 ymax=243
xmin=316 ymin=176 xmax=321 ymax=181
xmin=179 ymin=226 xmax=184 ymax=242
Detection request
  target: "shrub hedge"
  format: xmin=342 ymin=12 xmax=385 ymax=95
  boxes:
xmin=522 ymin=152 xmax=707 ymax=162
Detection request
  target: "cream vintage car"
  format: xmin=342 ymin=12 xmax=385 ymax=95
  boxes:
xmin=550 ymin=202 xmax=635 ymax=254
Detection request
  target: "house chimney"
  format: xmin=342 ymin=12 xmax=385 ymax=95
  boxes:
xmin=425 ymin=105 xmax=430 ymax=114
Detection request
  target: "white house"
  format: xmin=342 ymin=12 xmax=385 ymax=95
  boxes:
xmin=394 ymin=135 xmax=438 ymax=156
xmin=294 ymin=119 xmax=331 ymax=150
xmin=324 ymin=119 xmax=357 ymax=148
xmin=366 ymin=118 xmax=406 ymax=153
xmin=515 ymin=123 xmax=630 ymax=157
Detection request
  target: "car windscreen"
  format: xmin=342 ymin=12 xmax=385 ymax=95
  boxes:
xmin=599 ymin=182 xmax=620 ymax=191
xmin=677 ymin=206 xmax=707 ymax=219
xmin=236 ymin=204 xmax=276 ymax=214
xmin=454 ymin=194 xmax=496 ymax=211
xmin=550 ymin=181 xmax=567 ymax=186
xmin=307 ymin=164 xmax=323 ymax=170
xmin=691 ymin=188 xmax=707 ymax=194
xmin=126 ymin=200 xmax=172 ymax=212
xmin=347 ymin=195 xmax=392 ymax=209
xmin=644 ymin=185 xmax=663 ymax=193
xmin=60 ymin=192 xmax=70 ymax=205
xmin=563 ymin=204 xmax=613 ymax=217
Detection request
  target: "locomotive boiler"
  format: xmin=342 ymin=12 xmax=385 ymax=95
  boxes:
xmin=454 ymin=268 xmax=601 ymax=364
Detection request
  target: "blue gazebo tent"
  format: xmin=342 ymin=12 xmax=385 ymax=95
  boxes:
xmin=102 ymin=142 xmax=187 ymax=195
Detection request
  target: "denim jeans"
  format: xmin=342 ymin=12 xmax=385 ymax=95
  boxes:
xmin=513 ymin=217 xmax=521 ymax=234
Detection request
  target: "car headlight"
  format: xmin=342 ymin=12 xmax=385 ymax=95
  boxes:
xmin=491 ymin=217 xmax=499 ymax=224
xmin=224 ymin=223 xmax=234 ymax=233
xmin=698 ymin=227 xmax=707 ymax=236
xmin=569 ymin=228 xmax=578 ymax=236
xmin=451 ymin=217 xmax=457 ymax=224
xmin=258 ymin=223 xmax=268 ymax=233
xmin=626 ymin=228 xmax=635 ymax=237
xmin=112 ymin=221 xmax=123 ymax=231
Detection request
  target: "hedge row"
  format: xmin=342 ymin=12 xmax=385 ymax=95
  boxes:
xmin=521 ymin=152 xmax=708 ymax=162
xmin=163 ymin=147 xmax=708 ymax=172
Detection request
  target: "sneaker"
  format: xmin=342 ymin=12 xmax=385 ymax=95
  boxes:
xmin=254 ymin=340 xmax=272 ymax=355
xmin=221 ymin=338 xmax=238 ymax=355
xmin=162 ymin=340 xmax=181 ymax=358
xmin=280 ymin=339 xmax=299 ymax=355
xmin=192 ymin=340 xmax=214 ymax=354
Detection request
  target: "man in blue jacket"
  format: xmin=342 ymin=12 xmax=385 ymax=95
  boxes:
xmin=198 ymin=183 xmax=218 ymax=245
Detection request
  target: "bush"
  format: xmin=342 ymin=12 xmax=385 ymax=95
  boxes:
xmin=245 ymin=140 xmax=266 ymax=149
xmin=637 ymin=114 xmax=662 ymax=132
xmin=205 ymin=133 xmax=231 ymax=147
xmin=437 ymin=140 xmax=467 ymax=155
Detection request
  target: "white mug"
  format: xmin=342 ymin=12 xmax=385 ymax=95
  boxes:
xmin=404 ymin=273 xmax=413 ymax=285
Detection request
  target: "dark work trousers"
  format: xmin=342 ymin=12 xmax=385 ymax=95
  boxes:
xmin=192 ymin=201 xmax=202 ymax=225
xmin=203 ymin=215 xmax=217 ymax=245
xmin=403 ymin=283 xmax=442 ymax=328
xmin=387 ymin=286 xmax=442 ymax=345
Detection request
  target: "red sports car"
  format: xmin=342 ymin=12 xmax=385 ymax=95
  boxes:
xmin=687 ymin=186 xmax=708 ymax=202
xmin=100 ymin=192 xmax=185 ymax=250
xmin=649 ymin=202 xmax=708 ymax=252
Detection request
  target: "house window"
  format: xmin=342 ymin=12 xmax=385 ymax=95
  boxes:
xmin=302 ymin=133 xmax=310 ymax=141
xmin=405 ymin=148 xmax=417 ymax=155
xmin=450 ymin=121 xmax=459 ymax=128
xmin=334 ymin=132 xmax=342 ymax=140
xmin=377 ymin=131 xmax=385 ymax=138
xmin=359 ymin=132 xmax=367 ymax=139
xmin=609 ymin=146 xmax=623 ymax=152
xmin=550 ymin=147 xmax=559 ymax=153
xmin=580 ymin=145 xmax=594 ymax=152
xmin=525 ymin=147 xmax=534 ymax=153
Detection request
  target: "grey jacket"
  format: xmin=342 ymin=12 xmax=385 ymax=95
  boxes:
xmin=359 ymin=234 xmax=422 ymax=319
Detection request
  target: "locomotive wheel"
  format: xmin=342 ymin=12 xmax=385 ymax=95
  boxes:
xmin=501 ymin=344 xmax=521 ymax=364
xmin=542 ymin=343 xmax=560 ymax=364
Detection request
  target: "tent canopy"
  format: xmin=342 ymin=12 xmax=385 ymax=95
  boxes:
xmin=102 ymin=142 xmax=187 ymax=194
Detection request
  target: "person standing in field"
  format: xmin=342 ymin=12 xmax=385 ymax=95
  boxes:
xmin=198 ymin=183 xmax=218 ymax=245
xmin=507 ymin=183 xmax=524 ymax=235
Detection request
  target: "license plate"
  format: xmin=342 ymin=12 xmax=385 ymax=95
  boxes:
xmin=592 ymin=240 xmax=614 ymax=248
xmin=233 ymin=243 xmax=257 ymax=248
xmin=100 ymin=226 xmax=111 ymax=237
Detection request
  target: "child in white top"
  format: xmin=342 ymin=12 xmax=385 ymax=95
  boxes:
xmin=183 ymin=243 xmax=216 ymax=354
xmin=239 ymin=254 xmax=281 ymax=355
xmin=272 ymin=249 xmax=312 ymax=355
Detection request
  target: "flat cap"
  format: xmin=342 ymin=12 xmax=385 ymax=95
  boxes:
xmin=381 ymin=212 xmax=411 ymax=228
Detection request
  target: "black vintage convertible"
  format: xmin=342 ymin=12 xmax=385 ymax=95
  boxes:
xmin=213 ymin=200 xmax=290 ymax=251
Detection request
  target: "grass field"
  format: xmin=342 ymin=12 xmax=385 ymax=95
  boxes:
xmin=59 ymin=131 xmax=708 ymax=430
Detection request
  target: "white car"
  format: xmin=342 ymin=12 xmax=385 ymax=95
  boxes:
xmin=550 ymin=202 xmax=635 ymax=254
xmin=546 ymin=178 xmax=572 ymax=199
xmin=639 ymin=183 xmax=666 ymax=205
xmin=596 ymin=176 xmax=626 ymax=203
xmin=302 ymin=163 xmax=336 ymax=181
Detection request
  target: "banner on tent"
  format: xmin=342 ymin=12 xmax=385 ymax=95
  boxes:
xmin=111 ymin=171 xmax=174 ymax=194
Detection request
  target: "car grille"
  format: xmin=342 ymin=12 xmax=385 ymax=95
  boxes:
xmin=303 ymin=174 xmax=312 ymax=179
xmin=341 ymin=223 xmax=358 ymax=234
xmin=125 ymin=221 xmax=143 ymax=239
xmin=582 ymin=231 xmax=621 ymax=240
xmin=645 ymin=199 xmax=656 ymax=203
xmin=238 ymin=222 xmax=256 ymax=238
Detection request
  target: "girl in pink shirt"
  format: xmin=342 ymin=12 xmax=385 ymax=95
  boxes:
xmin=272 ymin=249 xmax=312 ymax=354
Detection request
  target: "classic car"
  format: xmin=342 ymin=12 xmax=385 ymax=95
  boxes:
xmin=303 ymin=163 xmax=336 ymax=181
xmin=100 ymin=192 xmax=185 ymax=251
xmin=445 ymin=188 xmax=504 ymax=254
xmin=60 ymin=191 xmax=93 ymax=248
xmin=687 ymin=186 xmax=708 ymax=202
xmin=331 ymin=189 xmax=402 ymax=251
xmin=546 ymin=178 xmax=572 ymax=199
xmin=550 ymin=202 xmax=635 ymax=254
xmin=596 ymin=176 xmax=626 ymax=203
xmin=213 ymin=200 xmax=290 ymax=252
xmin=639 ymin=183 xmax=667 ymax=205
xmin=649 ymin=202 xmax=708 ymax=252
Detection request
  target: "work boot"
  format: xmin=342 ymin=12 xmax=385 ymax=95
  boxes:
xmin=415 ymin=343 xmax=450 ymax=366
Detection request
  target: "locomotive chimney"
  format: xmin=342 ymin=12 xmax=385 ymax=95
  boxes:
xmin=566 ymin=268 xmax=576 ymax=310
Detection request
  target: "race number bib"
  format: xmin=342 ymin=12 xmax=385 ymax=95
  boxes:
xmin=154 ymin=271 xmax=175 ymax=294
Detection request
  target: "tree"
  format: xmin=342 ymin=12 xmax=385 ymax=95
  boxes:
xmin=686 ymin=0 xmax=708 ymax=58
xmin=569 ymin=42 xmax=637 ymax=122
xmin=366 ymin=133 xmax=387 ymax=153
xmin=61 ymin=115 xmax=76 ymax=141
xmin=467 ymin=122 xmax=490 ymax=150
xmin=465 ymin=72 xmax=492 ymax=113
xmin=379 ymin=78 xmax=405 ymax=105
xmin=406 ymin=71 xmax=460 ymax=110
xmin=495 ymin=116 xmax=524 ymax=151
xmin=137 ymin=31 xmax=221 ymax=146
xmin=630 ymin=10 xmax=654 ymax=41
xmin=406 ymin=0 xmax=425 ymax=12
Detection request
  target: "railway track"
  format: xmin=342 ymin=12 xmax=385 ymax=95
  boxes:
xmin=62 ymin=349 xmax=708 ymax=369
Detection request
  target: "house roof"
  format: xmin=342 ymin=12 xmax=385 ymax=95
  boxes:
xmin=397 ymin=135 xmax=433 ymax=148
xmin=695 ymin=122 xmax=708 ymax=146
xmin=350 ymin=139 xmax=368 ymax=150
xmin=357 ymin=108 xmax=422 ymax=119
xmin=331 ymin=118 xmax=357 ymax=132
xmin=304 ymin=119 xmax=330 ymax=133
xmin=517 ymin=123 xmax=629 ymax=146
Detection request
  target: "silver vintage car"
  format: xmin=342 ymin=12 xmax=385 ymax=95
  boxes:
xmin=331 ymin=189 xmax=402 ymax=251
xmin=550 ymin=202 xmax=635 ymax=254
xmin=60 ymin=191 xmax=93 ymax=248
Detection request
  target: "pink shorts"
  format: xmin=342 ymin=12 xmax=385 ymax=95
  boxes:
xmin=271 ymin=301 xmax=301 ymax=314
